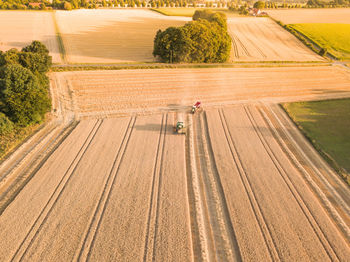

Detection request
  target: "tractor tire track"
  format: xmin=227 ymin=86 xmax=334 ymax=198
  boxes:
xmin=0 ymin=121 xmax=77 ymax=216
xmin=258 ymin=104 xmax=350 ymax=240
xmin=10 ymin=119 xmax=102 ymax=262
xmin=218 ymin=108 xmax=280 ymax=262
xmin=196 ymin=112 xmax=242 ymax=261
xmin=245 ymin=105 xmax=341 ymax=261
xmin=186 ymin=114 xmax=211 ymax=261
xmin=74 ymin=116 xmax=136 ymax=262
xmin=241 ymin=24 xmax=267 ymax=59
xmin=142 ymin=113 xmax=167 ymax=262
xmin=229 ymin=29 xmax=250 ymax=57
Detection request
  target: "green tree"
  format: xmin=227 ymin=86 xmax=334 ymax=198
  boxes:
xmin=253 ymin=1 xmax=265 ymax=9
xmin=0 ymin=49 xmax=20 ymax=67
xmin=0 ymin=112 xmax=14 ymax=135
xmin=63 ymin=1 xmax=72 ymax=9
xmin=153 ymin=10 xmax=231 ymax=63
xmin=0 ymin=64 xmax=51 ymax=126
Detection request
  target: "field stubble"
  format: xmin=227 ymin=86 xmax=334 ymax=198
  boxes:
xmin=0 ymin=66 xmax=349 ymax=261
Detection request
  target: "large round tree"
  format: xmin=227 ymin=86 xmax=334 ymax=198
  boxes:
xmin=0 ymin=64 xmax=51 ymax=126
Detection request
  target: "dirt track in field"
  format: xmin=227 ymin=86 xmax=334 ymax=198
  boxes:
xmin=0 ymin=66 xmax=349 ymax=261
xmin=0 ymin=11 xmax=62 ymax=64
xmin=227 ymin=18 xmax=323 ymax=62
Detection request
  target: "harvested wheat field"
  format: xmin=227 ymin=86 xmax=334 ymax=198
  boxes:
xmin=0 ymin=11 xmax=61 ymax=63
xmin=55 ymin=9 xmax=190 ymax=63
xmin=267 ymin=8 xmax=350 ymax=24
xmin=227 ymin=17 xmax=324 ymax=61
xmin=1 ymin=66 xmax=350 ymax=261
xmin=52 ymin=65 xmax=350 ymax=118
xmin=0 ymin=103 xmax=349 ymax=261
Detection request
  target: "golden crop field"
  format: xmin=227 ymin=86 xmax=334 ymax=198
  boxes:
xmin=55 ymin=9 xmax=190 ymax=63
xmin=0 ymin=11 xmax=62 ymax=63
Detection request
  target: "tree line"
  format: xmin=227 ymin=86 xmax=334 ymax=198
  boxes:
xmin=0 ymin=41 xmax=51 ymax=136
xmin=153 ymin=10 xmax=231 ymax=63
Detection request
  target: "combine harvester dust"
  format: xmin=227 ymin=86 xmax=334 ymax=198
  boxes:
xmin=0 ymin=67 xmax=349 ymax=261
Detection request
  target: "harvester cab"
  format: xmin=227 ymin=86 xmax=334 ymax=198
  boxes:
xmin=175 ymin=121 xmax=185 ymax=134
xmin=191 ymin=101 xmax=201 ymax=114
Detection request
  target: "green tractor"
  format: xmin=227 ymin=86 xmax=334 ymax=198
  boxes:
xmin=174 ymin=121 xmax=186 ymax=134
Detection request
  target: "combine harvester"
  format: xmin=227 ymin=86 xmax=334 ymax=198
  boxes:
xmin=174 ymin=102 xmax=202 ymax=134
xmin=174 ymin=112 xmax=186 ymax=134
xmin=174 ymin=121 xmax=186 ymax=134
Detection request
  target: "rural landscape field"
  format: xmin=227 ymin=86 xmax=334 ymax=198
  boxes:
xmin=0 ymin=6 xmax=349 ymax=262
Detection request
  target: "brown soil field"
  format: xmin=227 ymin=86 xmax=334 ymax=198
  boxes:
xmin=55 ymin=9 xmax=189 ymax=63
xmin=0 ymin=11 xmax=62 ymax=64
xmin=267 ymin=8 xmax=350 ymax=24
xmin=227 ymin=17 xmax=324 ymax=61
xmin=0 ymin=66 xmax=349 ymax=260
xmin=52 ymin=65 xmax=350 ymax=118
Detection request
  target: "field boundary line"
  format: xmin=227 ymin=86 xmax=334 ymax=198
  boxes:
xmin=187 ymin=114 xmax=211 ymax=262
xmin=74 ymin=117 xmax=136 ymax=262
xmin=52 ymin=11 xmax=67 ymax=64
xmin=258 ymin=104 xmax=350 ymax=240
xmin=218 ymin=108 xmax=280 ymax=261
xmin=10 ymin=120 xmax=102 ymax=261
xmin=267 ymin=104 xmax=350 ymax=215
xmin=142 ymin=114 xmax=167 ymax=261
xmin=245 ymin=105 xmax=340 ymax=261
xmin=199 ymin=112 xmax=242 ymax=261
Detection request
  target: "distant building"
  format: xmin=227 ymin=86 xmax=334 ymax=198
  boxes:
xmin=28 ymin=2 xmax=42 ymax=8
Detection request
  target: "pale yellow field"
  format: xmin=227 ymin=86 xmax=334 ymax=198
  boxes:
xmin=0 ymin=11 xmax=62 ymax=63
xmin=228 ymin=17 xmax=324 ymax=61
xmin=55 ymin=9 xmax=190 ymax=63
xmin=267 ymin=8 xmax=350 ymax=24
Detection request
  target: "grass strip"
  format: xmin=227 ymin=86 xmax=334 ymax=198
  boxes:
xmin=282 ymin=99 xmax=350 ymax=186
xmin=0 ymin=123 xmax=42 ymax=162
xmin=270 ymin=17 xmax=333 ymax=61
xmin=51 ymin=62 xmax=330 ymax=72
xmin=288 ymin=24 xmax=350 ymax=61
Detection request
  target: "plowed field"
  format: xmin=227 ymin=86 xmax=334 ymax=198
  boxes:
xmin=55 ymin=9 xmax=189 ymax=63
xmin=1 ymin=66 xmax=349 ymax=261
xmin=0 ymin=11 xmax=61 ymax=64
xmin=227 ymin=17 xmax=323 ymax=61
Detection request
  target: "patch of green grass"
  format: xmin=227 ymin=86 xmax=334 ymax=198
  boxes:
xmin=289 ymin=24 xmax=350 ymax=61
xmin=283 ymin=99 xmax=350 ymax=185
xmin=0 ymin=123 xmax=42 ymax=162
xmin=150 ymin=7 xmax=233 ymax=17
